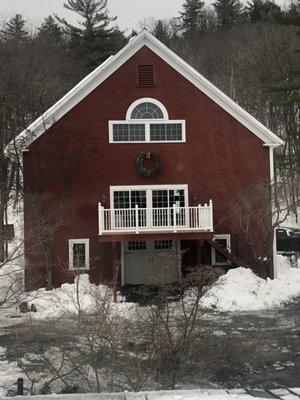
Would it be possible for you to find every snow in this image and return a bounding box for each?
[0,391,273,400]
[27,274,137,320]
[15,254,298,320]
[198,255,300,312]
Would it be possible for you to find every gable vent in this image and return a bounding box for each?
[138,65,154,87]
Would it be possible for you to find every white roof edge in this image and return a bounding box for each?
[10,30,283,150]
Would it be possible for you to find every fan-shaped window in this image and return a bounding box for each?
[131,102,164,120]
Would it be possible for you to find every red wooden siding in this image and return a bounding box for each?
[23,46,271,289]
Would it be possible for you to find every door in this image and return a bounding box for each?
[113,190,147,229]
[152,189,186,228]
[123,240,181,285]
[111,186,188,231]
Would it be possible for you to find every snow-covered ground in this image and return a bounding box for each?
[15,254,299,319]
[197,255,300,312]
[0,389,300,399]
[0,255,299,395]
[0,254,299,322]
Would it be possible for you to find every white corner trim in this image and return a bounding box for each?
[10,30,283,151]
[269,146,277,278]
[126,97,169,120]
[68,238,90,270]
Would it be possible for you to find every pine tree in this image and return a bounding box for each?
[1,14,28,42]
[55,0,126,70]
[247,0,282,22]
[152,20,172,46]
[38,16,63,44]
[213,0,245,27]
[179,0,206,36]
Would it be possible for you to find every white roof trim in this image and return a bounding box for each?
[11,30,283,150]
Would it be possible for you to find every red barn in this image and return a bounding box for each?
[14,31,283,290]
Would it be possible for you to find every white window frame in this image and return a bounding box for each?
[69,239,90,270]
[110,184,188,210]
[211,234,231,266]
[109,98,186,143]
[126,98,169,120]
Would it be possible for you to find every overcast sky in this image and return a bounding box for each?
[0,0,185,32]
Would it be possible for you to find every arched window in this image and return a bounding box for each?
[130,102,164,119]
[109,98,185,143]
[126,98,168,120]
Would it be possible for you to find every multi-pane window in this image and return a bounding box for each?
[69,239,89,270]
[150,123,182,141]
[114,190,146,209]
[154,240,173,250]
[113,124,145,142]
[128,241,147,250]
[152,189,185,208]
[131,102,164,119]
[109,99,185,143]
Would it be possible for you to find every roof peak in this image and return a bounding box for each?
[9,28,283,152]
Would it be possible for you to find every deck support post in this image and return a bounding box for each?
[196,240,202,267]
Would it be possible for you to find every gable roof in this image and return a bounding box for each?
[12,30,283,150]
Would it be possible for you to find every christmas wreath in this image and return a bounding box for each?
[136,151,162,179]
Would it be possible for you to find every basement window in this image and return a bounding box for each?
[211,234,231,265]
[69,239,89,270]
[138,65,154,87]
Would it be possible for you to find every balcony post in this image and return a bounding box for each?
[198,204,201,229]
[98,202,103,235]
[209,199,213,231]
[173,203,177,232]
[135,204,139,234]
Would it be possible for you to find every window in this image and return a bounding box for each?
[113,124,145,142]
[211,234,231,265]
[128,241,146,250]
[138,65,154,87]
[69,239,89,270]
[154,240,173,250]
[109,98,185,143]
[131,102,163,119]
[150,123,183,141]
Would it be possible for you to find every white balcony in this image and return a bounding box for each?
[98,201,213,235]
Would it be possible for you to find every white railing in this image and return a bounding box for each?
[98,200,213,235]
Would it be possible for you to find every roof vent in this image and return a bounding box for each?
[138,65,154,87]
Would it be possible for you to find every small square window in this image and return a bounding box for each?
[69,239,89,270]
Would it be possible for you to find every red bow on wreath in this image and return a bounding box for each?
[146,152,152,159]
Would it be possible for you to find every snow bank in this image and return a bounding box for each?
[28,254,300,319]
[28,274,136,320]
[199,255,300,312]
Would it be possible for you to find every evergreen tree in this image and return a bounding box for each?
[55,0,126,70]
[152,20,172,46]
[247,0,282,22]
[1,14,28,42]
[213,0,245,27]
[179,0,206,36]
[38,16,63,44]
